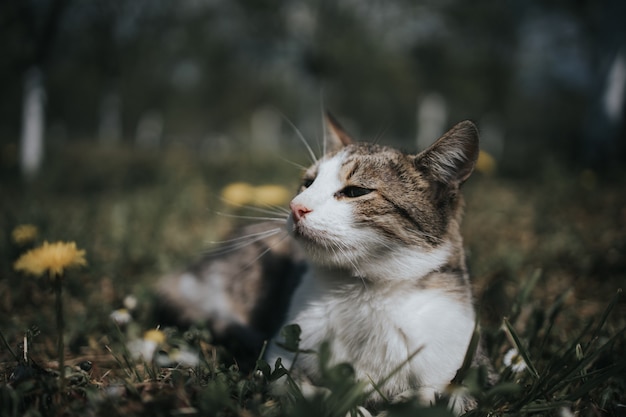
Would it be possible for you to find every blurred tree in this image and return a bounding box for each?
[0,0,623,171]
[0,0,69,178]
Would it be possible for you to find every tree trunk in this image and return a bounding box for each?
[20,67,45,179]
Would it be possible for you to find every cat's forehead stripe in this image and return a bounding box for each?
[344,159,360,182]
[338,145,403,181]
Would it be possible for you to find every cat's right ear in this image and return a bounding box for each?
[414,120,479,185]
[324,112,354,153]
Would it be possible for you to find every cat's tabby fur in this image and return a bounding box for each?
[157,114,487,413]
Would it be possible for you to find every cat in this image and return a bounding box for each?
[157,114,486,413]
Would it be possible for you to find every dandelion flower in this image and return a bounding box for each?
[110,308,132,325]
[156,346,200,367]
[221,182,292,207]
[123,295,138,311]
[14,241,87,278]
[476,150,496,175]
[128,339,158,362]
[253,184,291,206]
[503,348,527,373]
[221,182,254,206]
[128,329,166,362]
[12,224,38,245]
[13,241,86,390]
[143,329,166,344]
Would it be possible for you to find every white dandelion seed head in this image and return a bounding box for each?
[109,308,132,325]
[503,348,527,373]
[127,339,158,362]
[123,295,138,311]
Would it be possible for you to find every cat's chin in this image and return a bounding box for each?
[287,219,348,265]
[290,232,367,273]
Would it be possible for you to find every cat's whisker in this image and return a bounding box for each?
[253,203,292,216]
[280,112,318,164]
[204,228,284,256]
[225,204,290,217]
[233,231,292,273]
[208,227,284,245]
[277,154,309,171]
[371,122,390,145]
[328,238,365,280]
[318,94,325,155]
[205,237,282,257]
[277,207,291,215]
[222,203,290,219]
[215,212,288,223]
[343,246,365,278]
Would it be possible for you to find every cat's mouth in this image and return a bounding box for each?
[289,215,333,247]
[287,215,320,244]
[287,215,366,267]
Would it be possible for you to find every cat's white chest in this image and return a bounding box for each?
[270,268,475,401]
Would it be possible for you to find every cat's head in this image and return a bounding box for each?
[288,113,479,280]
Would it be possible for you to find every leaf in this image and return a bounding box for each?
[268,357,290,381]
[280,324,302,352]
[256,359,271,379]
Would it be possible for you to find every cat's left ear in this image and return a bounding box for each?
[414,120,479,185]
[324,111,354,153]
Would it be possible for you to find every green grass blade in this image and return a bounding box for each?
[451,322,480,385]
[0,329,19,363]
[365,346,424,399]
[583,288,622,352]
[510,269,542,321]
[537,289,570,356]
[519,400,573,412]
[502,318,539,379]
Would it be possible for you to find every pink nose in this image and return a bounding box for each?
[290,202,312,222]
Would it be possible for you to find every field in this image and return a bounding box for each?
[0,142,625,416]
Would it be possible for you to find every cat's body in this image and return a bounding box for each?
[158,115,484,413]
[156,221,305,366]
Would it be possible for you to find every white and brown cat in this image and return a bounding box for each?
[157,114,486,413]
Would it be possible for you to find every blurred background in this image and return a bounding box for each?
[1,0,625,177]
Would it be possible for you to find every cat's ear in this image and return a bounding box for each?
[324,111,354,153]
[414,120,479,185]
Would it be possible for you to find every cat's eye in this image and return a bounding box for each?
[302,178,314,188]
[336,186,374,198]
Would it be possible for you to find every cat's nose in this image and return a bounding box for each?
[290,202,312,222]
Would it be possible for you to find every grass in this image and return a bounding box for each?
[0,142,625,416]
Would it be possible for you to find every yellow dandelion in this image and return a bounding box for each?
[143,329,166,344]
[221,182,255,207]
[252,184,291,206]
[476,150,496,175]
[12,224,38,245]
[14,241,87,278]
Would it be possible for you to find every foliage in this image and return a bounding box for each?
[0,144,625,416]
